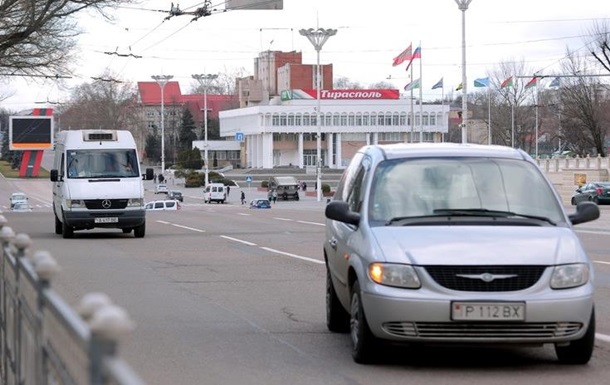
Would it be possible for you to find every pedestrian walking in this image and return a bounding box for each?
[272,189,277,204]
[240,190,246,205]
[227,185,230,196]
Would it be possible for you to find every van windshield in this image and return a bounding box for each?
[66,149,139,179]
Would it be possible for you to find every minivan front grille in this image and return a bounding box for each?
[424,265,546,292]
[383,321,582,339]
[84,199,128,210]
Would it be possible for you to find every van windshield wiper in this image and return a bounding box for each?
[432,208,556,225]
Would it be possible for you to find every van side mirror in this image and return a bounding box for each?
[50,169,59,182]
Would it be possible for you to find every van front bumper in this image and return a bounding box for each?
[63,209,146,230]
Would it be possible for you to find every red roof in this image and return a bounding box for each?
[138,81,183,105]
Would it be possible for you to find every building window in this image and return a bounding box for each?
[340,113,347,126]
[423,132,434,142]
[363,114,370,126]
[392,113,399,126]
[348,113,355,126]
[303,113,311,126]
[288,114,295,126]
[229,151,240,160]
[430,113,436,126]
[295,114,302,126]
[379,132,401,141]
[356,113,362,126]
[378,113,385,126]
[333,113,340,126]
[370,113,377,126]
[422,113,429,126]
[280,114,287,126]
[272,114,280,126]
[399,112,407,126]
[325,114,332,126]
[385,113,393,126]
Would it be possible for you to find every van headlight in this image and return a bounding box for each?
[368,263,421,289]
[550,263,589,289]
[66,199,85,208]
[127,198,143,207]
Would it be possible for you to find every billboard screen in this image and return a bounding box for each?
[9,116,54,150]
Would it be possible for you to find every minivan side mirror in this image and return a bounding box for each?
[569,201,600,225]
[325,201,360,226]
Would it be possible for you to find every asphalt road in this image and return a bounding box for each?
[2,176,610,385]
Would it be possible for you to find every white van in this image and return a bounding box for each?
[204,183,226,204]
[50,130,153,238]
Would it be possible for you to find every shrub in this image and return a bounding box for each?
[260,180,269,188]
[185,172,203,188]
[321,183,331,194]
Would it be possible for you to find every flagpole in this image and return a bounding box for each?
[488,87,491,145]
[419,41,423,143]
[442,82,445,142]
[535,78,539,158]
[410,62,414,143]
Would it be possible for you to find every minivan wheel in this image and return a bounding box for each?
[326,267,350,333]
[555,309,595,365]
[350,280,378,363]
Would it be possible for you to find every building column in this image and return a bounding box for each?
[336,133,342,169]
[373,132,379,145]
[366,133,371,145]
[326,133,333,168]
[261,133,274,169]
[298,133,304,168]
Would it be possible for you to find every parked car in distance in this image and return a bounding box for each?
[268,176,299,201]
[155,183,169,194]
[249,199,271,209]
[324,143,600,365]
[571,182,610,205]
[145,200,181,211]
[9,192,28,209]
[11,202,32,212]
[168,190,183,202]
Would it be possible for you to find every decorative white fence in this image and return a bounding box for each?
[0,216,146,385]
[536,155,610,173]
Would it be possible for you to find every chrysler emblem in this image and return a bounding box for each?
[456,273,518,282]
[101,199,112,209]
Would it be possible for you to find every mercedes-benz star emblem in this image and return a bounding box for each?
[101,199,112,209]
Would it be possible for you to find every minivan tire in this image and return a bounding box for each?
[555,308,595,364]
[350,280,378,364]
[134,223,146,238]
[326,266,350,333]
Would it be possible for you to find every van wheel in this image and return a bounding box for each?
[54,214,62,235]
[134,223,145,238]
[62,222,74,239]
[555,308,595,364]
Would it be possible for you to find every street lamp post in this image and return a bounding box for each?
[455,0,472,143]
[299,27,337,202]
[192,74,218,188]
[151,75,174,172]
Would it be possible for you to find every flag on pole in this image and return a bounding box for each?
[474,77,489,87]
[501,76,513,89]
[431,78,443,89]
[392,43,413,66]
[455,82,463,91]
[524,77,537,89]
[404,78,421,91]
[549,77,561,88]
[405,46,421,72]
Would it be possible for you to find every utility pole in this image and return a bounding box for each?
[151,75,174,172]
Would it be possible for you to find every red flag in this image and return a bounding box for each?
[392,43,412,66]
[405,46,421,72]
[525,77,537,89]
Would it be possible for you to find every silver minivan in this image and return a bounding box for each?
[324,143,600,364]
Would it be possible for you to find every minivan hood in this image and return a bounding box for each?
[65,178,143,199]
[370,226,585,266]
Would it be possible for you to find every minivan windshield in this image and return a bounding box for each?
[66,149,139,179]
[368,157,565,225]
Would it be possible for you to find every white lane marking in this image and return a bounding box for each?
[220,235,257,246]
[156,220,205,232]
[260,247,324,265]
[577,229,610,235]
[593,260,610,265]
[237,213,250,216]
[297,220,325,226]
[274,217,293,221]
[596,333,610,343]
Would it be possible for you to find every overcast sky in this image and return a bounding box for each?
[2,0,610,111]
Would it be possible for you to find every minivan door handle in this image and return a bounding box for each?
[328,237,338,250]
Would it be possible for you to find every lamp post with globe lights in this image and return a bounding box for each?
[192,73,218,188]
[455,0,473,143]
[299,27,337,202]
[151,74,174,172]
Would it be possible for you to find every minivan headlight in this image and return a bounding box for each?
[550,263,589,289]
[368,263,421,289]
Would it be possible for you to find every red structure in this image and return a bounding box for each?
[18,108,53,177]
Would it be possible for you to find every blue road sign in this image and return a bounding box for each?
[236,132,244,142]
[246,176,253,183]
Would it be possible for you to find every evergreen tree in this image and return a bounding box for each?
[145,134,161,164]
[179,108,197,153]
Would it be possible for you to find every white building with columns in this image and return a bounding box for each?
[219,89,450,169]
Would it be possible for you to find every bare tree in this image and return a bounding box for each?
[558,50,609,156]
[588,20,610,73]
[333,76,364,89]
[0,0,130,77]
[189,67,248,95]
[57,70,137,131]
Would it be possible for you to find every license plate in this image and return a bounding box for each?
[451,302,525,321]
[95,217,118,223]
